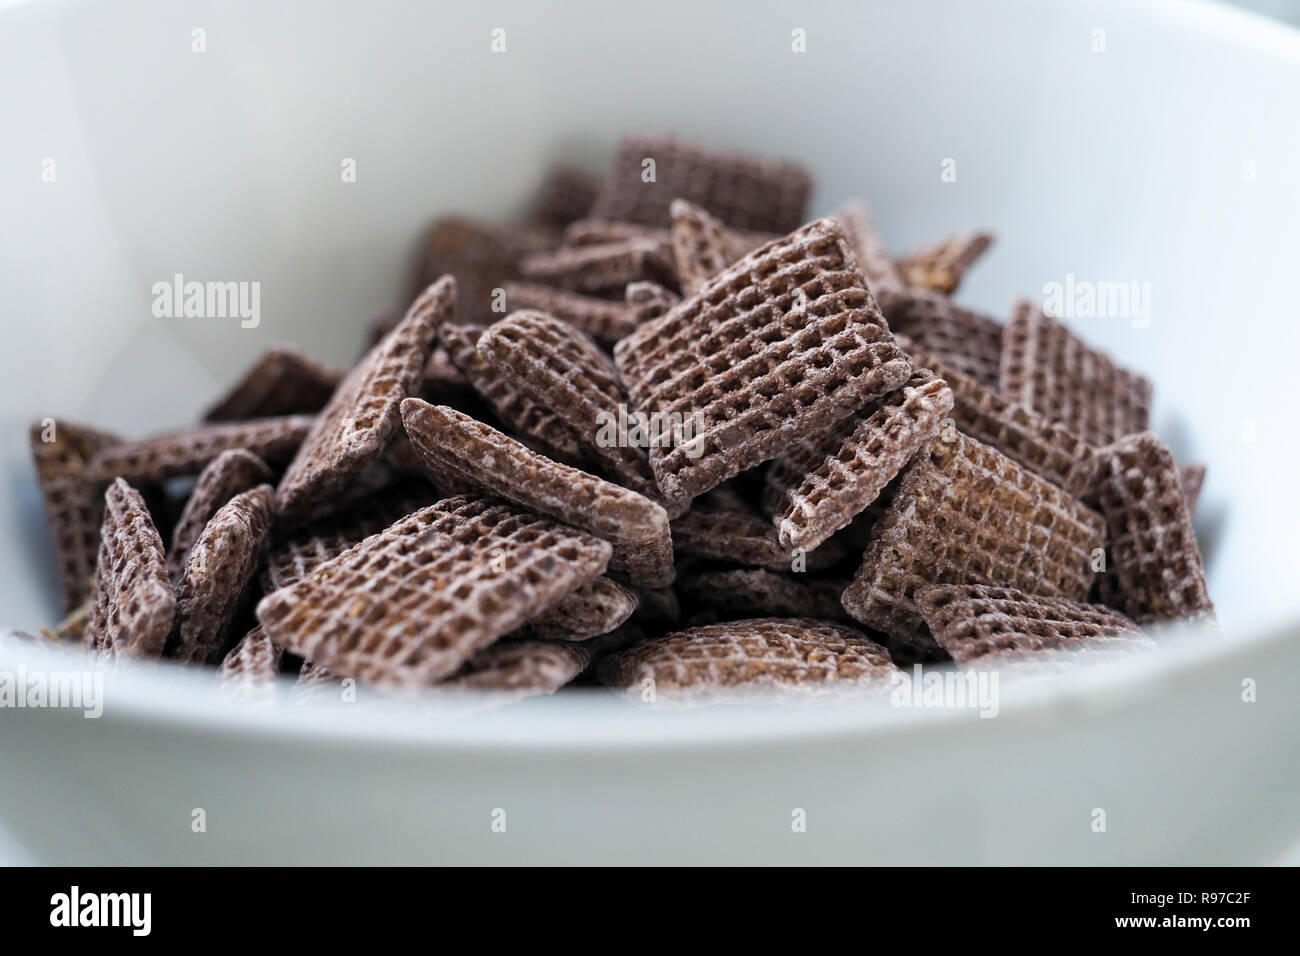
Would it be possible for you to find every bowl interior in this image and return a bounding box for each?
[3,0,1299,647]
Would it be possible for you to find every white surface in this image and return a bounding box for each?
[1,0,1299,863]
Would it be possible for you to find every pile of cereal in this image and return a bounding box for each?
[27,135,1211,706]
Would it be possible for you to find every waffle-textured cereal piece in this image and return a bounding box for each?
[520,577,639,640]
[669,199,753,296]
[294,658,341,702]
[915,583,1146,664]
[590,135,812,233]
[625,281,681,325]
[382,429,433,477]
[1180,463,1206,517]
[1000,300,1152,447]
[599,617,896,705]
[677,568,850,623]
[833,201,904,292]
[256,496,612,686]
[29,419,122,612]
[519,238,677,294]
[1092,433,1213,624]
[478,310,660,494]
[564,219,671,248]
[399,400,672,587]
[43,597,93,644]
[609,533,676,589]
[421,345,469,389]
[615,218,912,504]
[218,625,283,690]
[262,480,438,593]
[84,479,176,661]
[530,164,600,228]
[400,400,668,544]
[897,230,994,295]
[918,351,1097,498]
[842,432,1105,650]
[442,640,591,695]
[764,370,954,552]
[671,494,848,572]
[171,485,274,665]
[409,217,556,322]
[504,282,637,346]
[879,286,1003,389]
[437,322,586,465]
[203,347,343,422]
[88,415,312,484]
[167,449,272,581]
[275,277,451,518]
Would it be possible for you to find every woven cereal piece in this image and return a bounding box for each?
[530,164,600,228]
[564,219,671,247]
[44,598,93,644]
[398,399,673,587]
[504,282,637,346]
[400,400,668,544]
[167,449,271,581]
[29,419,122,612]
[442,640,591,695]
[519,238,677,294]
[842,432,1105,652]
[598,617,896,705]
[833,200,905,292]
[218,625,284,691]
[478,309,661,495]
[590,135,812,233]
[677,568,849,623]
[608,533,676,589]
[421,345,468,389]
[1092,433,1213,624]
[438,322,587,465]
[671,492,848,572]
[88,415,312,484]
[897,230,994,295]
[294,659,341,702]
[1000,299,1152,446]
[615,218,912,505]
[84,478,176,661]
[625,281,681,325]
[878,286,1004,389]
[256,496,612,686]
[918,351,1097,498]
[519,577,639,640]
[275,277,451,518]
[764,370,954,552]
[409,217,556,323]
[171,485,274,665]
[669,198,755,296]
[1180,463,1206,517]
[262,480,437,593]
[203,347,343,422]
[915,583,1147,664]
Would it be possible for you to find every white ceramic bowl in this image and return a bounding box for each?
[2,0,1298,864]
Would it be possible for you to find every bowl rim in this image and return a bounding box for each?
[3,616,1292,751]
